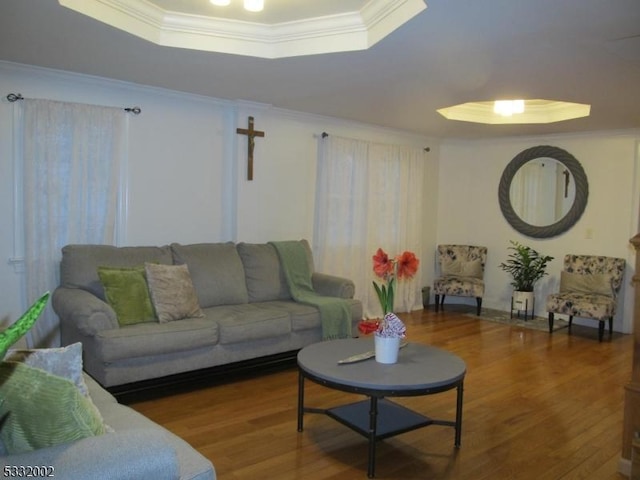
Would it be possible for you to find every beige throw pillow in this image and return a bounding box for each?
[145,263,205,323]
[560,271,612,296]
[441,258,483,278]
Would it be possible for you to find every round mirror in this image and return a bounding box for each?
[509,157,576,226]
[498,145,588,238]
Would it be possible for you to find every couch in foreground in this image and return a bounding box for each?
[53,240,362,392]
[0,366,215,480]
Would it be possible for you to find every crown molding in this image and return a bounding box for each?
[59,0,427,58]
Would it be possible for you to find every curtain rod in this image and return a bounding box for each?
[6,93,141,115]
[320,131,430,152]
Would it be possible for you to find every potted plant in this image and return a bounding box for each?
[499,241,554,313]
[359,248,418,364]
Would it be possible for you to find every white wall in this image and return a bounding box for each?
[3,61,635,335]
[0,61,438,327]
[437,133,640,332]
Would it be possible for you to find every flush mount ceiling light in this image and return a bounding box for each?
[59,0,427,59]
[437,99,591,124]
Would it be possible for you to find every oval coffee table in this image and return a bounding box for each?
[297,338,466,478]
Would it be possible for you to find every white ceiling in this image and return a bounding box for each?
[2,0,640,138]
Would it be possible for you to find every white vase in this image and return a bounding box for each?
[374,335,401,364]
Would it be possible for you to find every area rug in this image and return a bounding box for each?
[463,307,569,332]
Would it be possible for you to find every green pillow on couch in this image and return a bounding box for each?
[97,266,156,326]
[0,362,106,454]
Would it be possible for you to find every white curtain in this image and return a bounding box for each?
[19,99,125,348]
[313,135,424,318]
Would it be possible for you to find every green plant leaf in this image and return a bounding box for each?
[0,292,50,359]
[498,241,554,291]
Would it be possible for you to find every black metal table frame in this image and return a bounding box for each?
[297,368,464,478]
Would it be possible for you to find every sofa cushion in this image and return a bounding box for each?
[237,243,291,302]
[0,362,106,454]
[94,318,219,362]
[206,304,291,345]
[171,243,249,308]
[60,244,173,300]
[97,266,156,326]
[145,263,205,323]
[264,300,320,332]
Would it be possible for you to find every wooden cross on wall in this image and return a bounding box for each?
[236,116,265,181]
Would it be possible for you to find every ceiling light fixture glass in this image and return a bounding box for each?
[243,0,264,12]
[494,100,525,117]
[209,0,231,6]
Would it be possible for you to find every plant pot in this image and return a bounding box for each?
[374,335,401,364]
[512,290,534,310]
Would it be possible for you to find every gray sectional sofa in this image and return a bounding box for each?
[52,240,362,390]
[0,372,215,479]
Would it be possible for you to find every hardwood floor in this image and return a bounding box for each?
[130,308,633,479]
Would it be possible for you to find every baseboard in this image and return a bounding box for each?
[619,456,631,477]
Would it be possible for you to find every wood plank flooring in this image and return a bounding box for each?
[130,308,633,479]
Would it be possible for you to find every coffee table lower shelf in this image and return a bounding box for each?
[326,398,440,440]
[303,396,459,478]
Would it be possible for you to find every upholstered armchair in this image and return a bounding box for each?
[433,245,487,316]
[546,254,626,341]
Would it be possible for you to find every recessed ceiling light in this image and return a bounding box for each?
[437,99,591,124]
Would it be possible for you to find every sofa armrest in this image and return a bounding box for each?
[0,430,179,480]
[52,287,118,336]
[312,273,355,299]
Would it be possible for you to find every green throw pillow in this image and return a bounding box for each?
[0,362,106,454]
[97,266,156,326]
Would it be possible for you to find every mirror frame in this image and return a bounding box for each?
[498,145,588,238]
